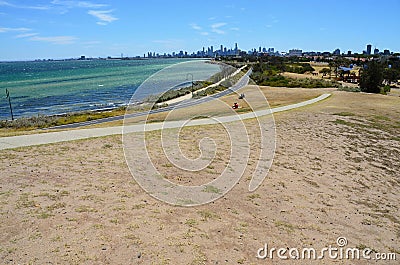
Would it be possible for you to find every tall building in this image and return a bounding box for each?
[333,48,340,55]
[235,43,238,51]
[288,49,302,57]
[366,44,372,55]
[374,48,379,55]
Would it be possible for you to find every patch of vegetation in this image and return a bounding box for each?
[185,218,198,227]
[0,106,127,130]
[247,193,261,200]
[338,86,361,92]
[202,185,221,194]
[332,119,357,127]
[197,210,220,221]
[192,85,226,98]
[16,193,37,209]
[252,71,339,88]
[333,112,356,117]
[36,211,54,219]
[154,81,213,103]
[274,220,296,233]
[285,63,315,74]
[75,205,98,213]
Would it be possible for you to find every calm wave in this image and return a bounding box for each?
[0,59,220,120]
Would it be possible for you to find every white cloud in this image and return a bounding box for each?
[0,27,31,33]
[211,22,227,29]
[230,27,240,31]
[51,0,108,9]
[212,28,225,34]
[211,22,227,34]
[14,32,38,38]
[30,35,77,44]
[88,10,118,25]
[190,23,202,31]
[0,0,49,10]
[200,32,209,36]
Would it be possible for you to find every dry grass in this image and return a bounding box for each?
[0,90,399,264]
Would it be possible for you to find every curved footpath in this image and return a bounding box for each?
[47,67,251,130]
[0,93,330,150]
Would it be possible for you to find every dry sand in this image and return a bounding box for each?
[0,88,399,264]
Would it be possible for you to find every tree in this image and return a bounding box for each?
[359,61,384,93]
[319,68,331,77]
[383,68,400,85]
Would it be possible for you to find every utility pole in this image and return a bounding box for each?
[186,73,193,97]
[5,89,14,121]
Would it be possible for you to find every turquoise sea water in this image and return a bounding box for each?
[0,59,220,120]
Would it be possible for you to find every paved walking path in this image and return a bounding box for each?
[0,93,331,150]
[47,68,252,130]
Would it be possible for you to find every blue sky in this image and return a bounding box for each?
[0,0,399,60]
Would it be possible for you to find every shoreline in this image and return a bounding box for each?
[0,62,237,124]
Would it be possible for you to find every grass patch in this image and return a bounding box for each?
[36,211,54,219]
[333,112,356,117]
[0,107,126,130]
[75,205,98,213]
[338,86,361,92]
[202,185,221,194]
[197,210,220,221]
[185,218,198,227]
[274,220,296,233]
[252,72,340,88]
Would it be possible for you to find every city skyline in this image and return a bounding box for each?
[0,0,399,61]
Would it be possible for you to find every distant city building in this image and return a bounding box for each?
[138,42,395,60]
[333,48,340,55]
[366,44,372,55]
[288,49,303,57]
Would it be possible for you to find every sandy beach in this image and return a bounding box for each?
[0,87,399,264]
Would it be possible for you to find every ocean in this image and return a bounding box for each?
[0,58,221,120]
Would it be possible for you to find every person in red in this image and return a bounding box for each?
[232,102,239,109]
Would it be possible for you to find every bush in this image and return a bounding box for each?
[382,85,391,94]
[338,86,361,92]
[360,61,384,93]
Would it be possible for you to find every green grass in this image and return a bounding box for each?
[185,218,198,227]
[338,86,361,92]
[202,185,221,194]
[0,106,127,130]
[333,112,356,117]
[197,210,220,221]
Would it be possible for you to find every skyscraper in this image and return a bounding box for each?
[366,44,372,55]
